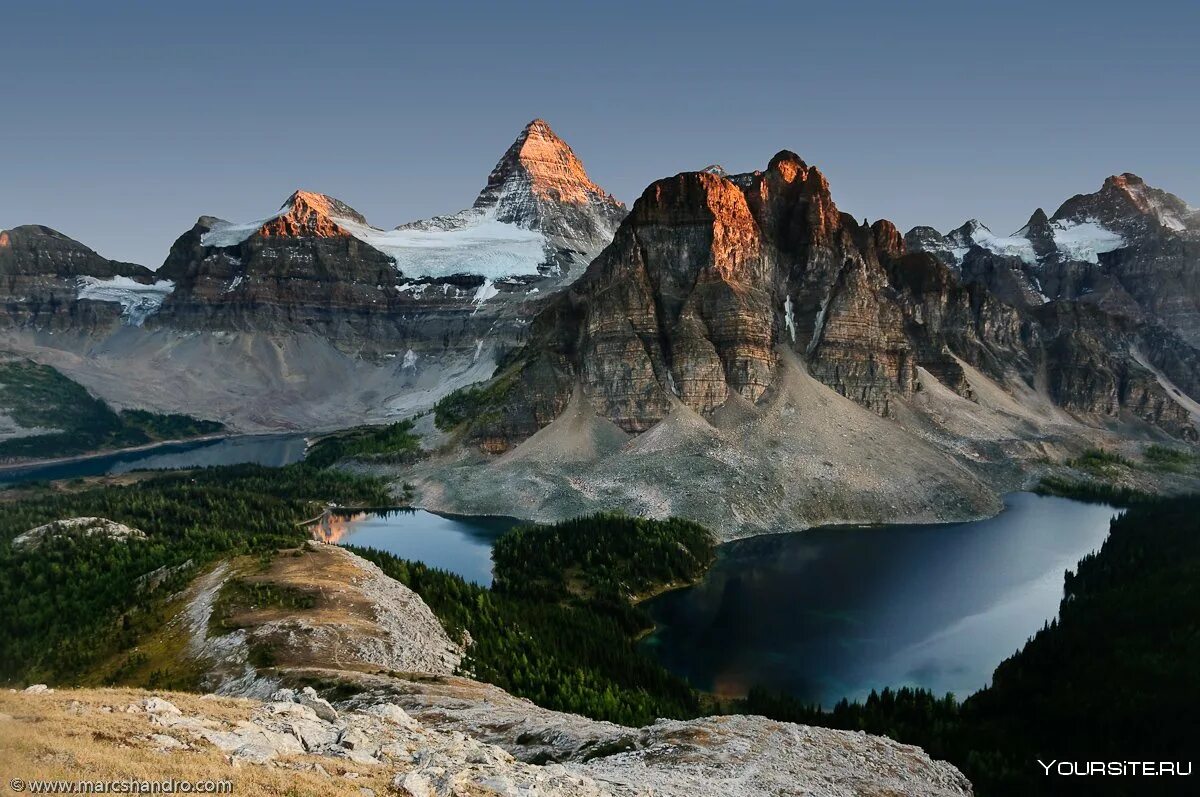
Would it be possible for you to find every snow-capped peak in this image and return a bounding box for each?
[1053,173,1195,234]
[473,118,624,221]
[943,214,1125,267]
[947,219,1037,265]
[193,121,625,283]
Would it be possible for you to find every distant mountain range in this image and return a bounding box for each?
[0,120,626,430]
[2,121,1198,530]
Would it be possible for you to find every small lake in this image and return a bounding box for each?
[641,492,1119,707]
[316,509,522,586]
[0,433,309,486]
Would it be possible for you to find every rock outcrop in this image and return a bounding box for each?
[178,545,463,697]
[3,685,973,797]
[12,517,146,550]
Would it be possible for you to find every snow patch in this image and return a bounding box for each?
[472,280,500,306]
[784,295,797,344]
[223,275,244,294]
[807,297,828,355]
[1049,218,1125,264]
[349,208,547,280]
[397,282,430,298]
[200,214,281,248]
[77,276,174,326]
[1123,180,1189,231]
[402,349,418,369]
[957,222,1037,265]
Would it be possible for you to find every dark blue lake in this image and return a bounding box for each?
[640,492,1119,706]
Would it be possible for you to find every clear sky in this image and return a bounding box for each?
[2,0,1196,267]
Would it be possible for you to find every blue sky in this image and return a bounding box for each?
[2,0,1196,266]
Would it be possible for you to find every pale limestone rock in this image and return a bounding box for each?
[143,697,181,715]
[299,687,339,723]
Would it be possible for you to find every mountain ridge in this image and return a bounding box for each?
[406,153,1200,536]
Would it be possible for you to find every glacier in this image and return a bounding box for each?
[76,276,175,326]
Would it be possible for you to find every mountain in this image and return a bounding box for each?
[445,154,1197,445]
[0,120,625,430]
[0,225,170,329]
[908,174,1200,341]
[465,118,627,277]
[411,153,1200,536]
[903,173,1200,425]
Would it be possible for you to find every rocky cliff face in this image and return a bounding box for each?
[901,173,1200,437]
[450,155,1197,451]
[0,225,167,329]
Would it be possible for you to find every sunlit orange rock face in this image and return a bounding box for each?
[476,119,619,209]
[471,120,626,270]
[258,191,357,239]
[463,151,1200,449]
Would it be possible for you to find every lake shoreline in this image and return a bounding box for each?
[637,492,1121,708]
[0,432,313,486]
[0,431,249,473]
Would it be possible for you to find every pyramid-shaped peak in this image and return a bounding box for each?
[946,219,991,246]
[475,119,623,211]
[256,190,369,238]
[280,190,369,226]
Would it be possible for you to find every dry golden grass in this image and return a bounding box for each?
[216,546,394,674]
[0,688,391,796]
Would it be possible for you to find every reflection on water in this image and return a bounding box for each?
[0,434,309,486]
[320,509,522,586]
[642,492,1120,707]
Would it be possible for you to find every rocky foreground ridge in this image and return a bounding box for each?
[1,686,971,797]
